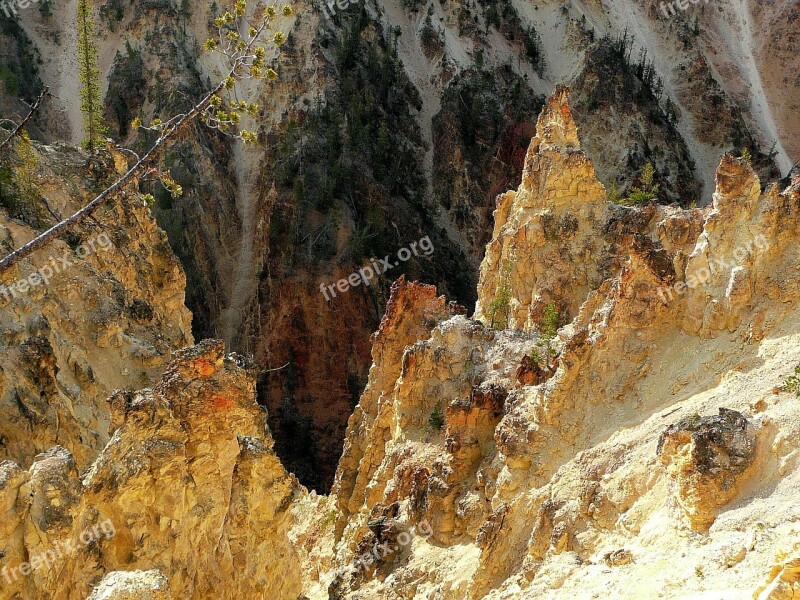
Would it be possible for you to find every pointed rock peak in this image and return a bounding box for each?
[713,154,760,204]
[534,85,581,151]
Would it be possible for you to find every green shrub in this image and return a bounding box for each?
[739,147,752,164]
[622,162,660,205]
[784,365,800,397]
[528,347,544,367]
[535,300,560,364]
[487,259,513,329]
[428,401,445,431]
[541,301,559,342]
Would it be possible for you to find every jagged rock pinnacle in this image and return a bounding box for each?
[532,85,581,151]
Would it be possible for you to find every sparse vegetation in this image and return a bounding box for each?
[739,147,752,164]
[428,400,445,431]
[528,347,545,367]
[573,28,699,205]
[487,258,513,330]
[320,508,338,530]
[106,43,145,137]
[100,0,125,30]
[401,0,427,11]
[695,565,705,579]
[0,132,45,228]
[535,300,560,364]
[0,11,44,103]
[269,4,426,272]
[608,183,622,204]
[686,412,702,429]
[523,26,545,77]
[39,0,53,19]
[541,301,559,342]
[622,162,660,205]
[784,365,800,398]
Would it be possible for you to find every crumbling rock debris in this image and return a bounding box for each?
[86,570,170,600]
[604,549,634,567]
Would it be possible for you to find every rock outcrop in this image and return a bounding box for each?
[475,86,609,331]
[0,340,309,599]
[658,408,759,531]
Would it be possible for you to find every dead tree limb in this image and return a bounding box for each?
[0,87,50,153]
[0,2,292,275]
[0,79,226,274]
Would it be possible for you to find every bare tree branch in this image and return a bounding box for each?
[0,1,291,275]
[0,87,50,153]
[0,80,226,274]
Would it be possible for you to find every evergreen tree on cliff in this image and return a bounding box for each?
[77,0,104,151]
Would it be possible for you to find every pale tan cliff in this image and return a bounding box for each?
[319,89,800,599]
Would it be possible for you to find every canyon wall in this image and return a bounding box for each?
[1,88,798,599]
[4,0,796,492]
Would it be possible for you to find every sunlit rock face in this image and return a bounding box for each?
[1,89,800,600]
[0,340,308,599]
[475,87,609,333]
[0,143,193,473]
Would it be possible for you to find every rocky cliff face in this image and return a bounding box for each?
[5,0,796,494]
[2,88,798,599]
[0,141,192,472]
[319,89,800,599]
[0,340,310,599]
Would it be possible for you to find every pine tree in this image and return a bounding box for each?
[77,0,104,152]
